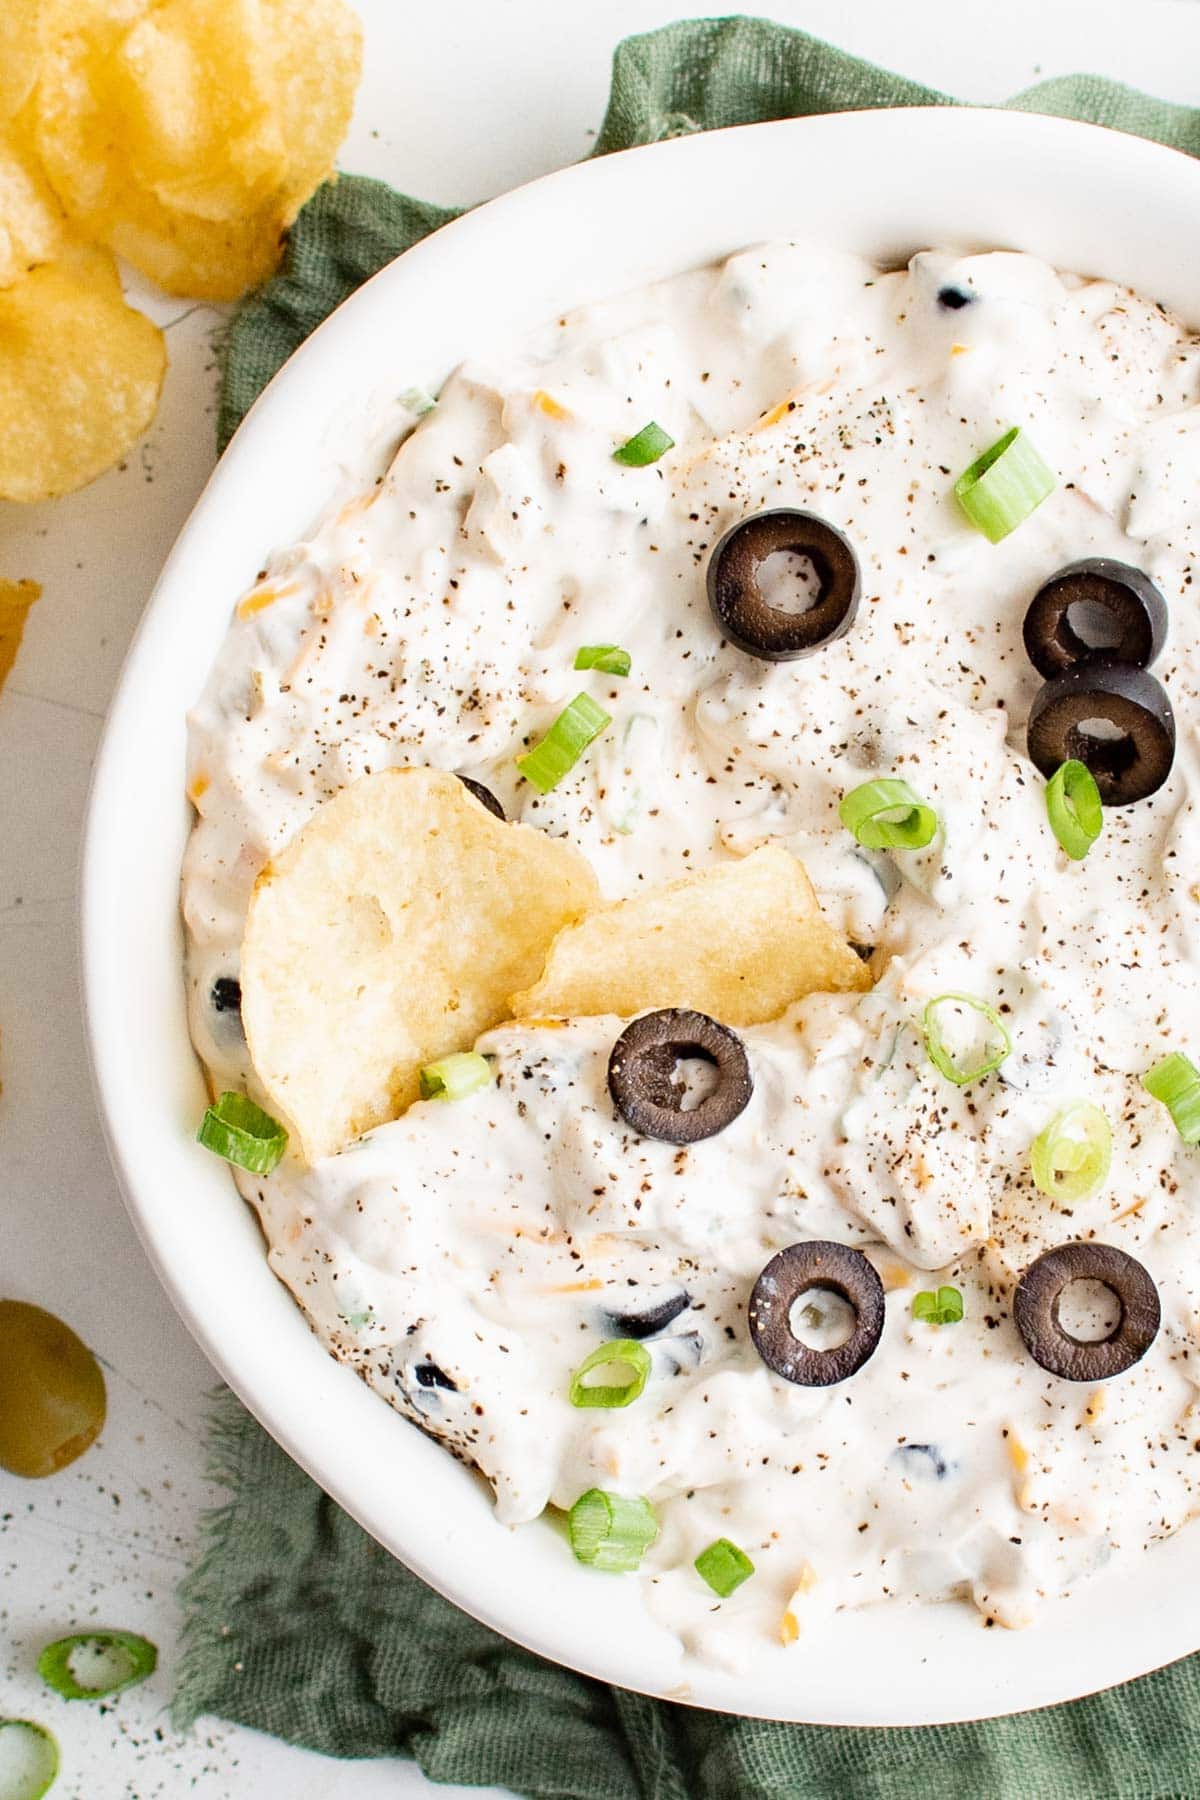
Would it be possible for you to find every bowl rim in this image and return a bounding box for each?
[81,104,1200,1726]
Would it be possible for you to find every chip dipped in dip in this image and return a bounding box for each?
[183,243,1200,1668]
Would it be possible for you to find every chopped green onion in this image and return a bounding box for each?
[574,645,632,678]
[0,1721,59,1800]
[418,1051,492,1102]
[1046,759,1103,860]
[1142,1052,1200,1144]
[1030,1103,1112,1201]
[568,1488,658,1571]
[568,1339,651,1410]
[923,993,1011,1086]
[517,691,611,794]
[197,1092,287,1174]
[694,1538,755,1597]
[612,421,674,467]
[839,778,938,851]
[37,1631,157,1702]
[912,1286,964,1326]
[953,427,1056,542]
[399,386,436,416]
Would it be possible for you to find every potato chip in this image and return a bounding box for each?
[510,845,872,1026]
[260,0,363,212]
[106,192,288,302]
[0,0,41,124]
[34,0,362,299]
[0,578,41,692]
[241,769,600,1163]
[0,119,66,288]
[113,0,285,222]
[0,243,166,501]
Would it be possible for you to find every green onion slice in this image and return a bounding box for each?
[568,1489,658,1571]
[839,778,938,851]
[1030,1103,1112,1201]
[37,1631,157,1702]
[694,1537,755,1597]
[953,427,1056,542]
[612,422,674,467]
[923,993,1012,1086]
[568,1339,651,1410]
[1142,1052,1200,1144]
[911,1286,964,1326]
[418,1051,492,1103]
[1045,759,1103,861]
[0,1721,59,1800]
[197,1092,287,1174]
[399,386,436,417]
[574,645,632,678]
[517,692,611,794]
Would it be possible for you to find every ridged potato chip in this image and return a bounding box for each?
[510,845,872,1026]
[0,243,166,501]
[241,769,600,1164]
[0,578,41,691]
[34,0,362,298]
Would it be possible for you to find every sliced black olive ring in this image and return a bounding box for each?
[706,508,860,662]
[607,1008,752,1144]
[1027,660,1175,805]
[748,1241,884,1387]
[1023,558,1168,678]
[1013,1242,1160,1382]
[605,1287,691,1339]
[457,774,506,820]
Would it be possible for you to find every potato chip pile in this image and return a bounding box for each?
[240,771,874,1165]
[0,0,362,502]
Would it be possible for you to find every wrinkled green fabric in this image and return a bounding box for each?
[187,17,1200,1795]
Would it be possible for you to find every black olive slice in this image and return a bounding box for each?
[1023,559,1168,677]
[607,1008,752,1144]
[457,775,506,820]
[748,1241,884,1387]
[414,1361,458,1391]
[937,286,974,311]
[210,975,242,1014]
[706,509,860,661]
[1013,1242,1160,1382]
[1026,661,1174,805]
[605,1287,691,1339]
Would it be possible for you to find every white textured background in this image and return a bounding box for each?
[3,4,1199,1794]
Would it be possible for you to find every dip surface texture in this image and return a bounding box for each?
[183,245,1200,1664]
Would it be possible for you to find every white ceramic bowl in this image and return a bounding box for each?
[82,108,1200,1724]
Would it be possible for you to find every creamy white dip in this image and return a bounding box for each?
[183,244,1200,1663]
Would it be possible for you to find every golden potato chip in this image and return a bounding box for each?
[113,0,285,222]
[241,769,600,1163]
[34,0,362,299]
[31,0,134,238]
[0,0,41,124]
[261,0,363,212]
[0,243,166,501]
[0,578,41,692]
[510,845,871,1026]
[0,121,66,288]
[106,193,287,302]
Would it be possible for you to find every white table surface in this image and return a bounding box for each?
[3,2,1200,1793]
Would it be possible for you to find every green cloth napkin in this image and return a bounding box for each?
[181,18,1200,1795]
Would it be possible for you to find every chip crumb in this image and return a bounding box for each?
[0,577,41,691]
